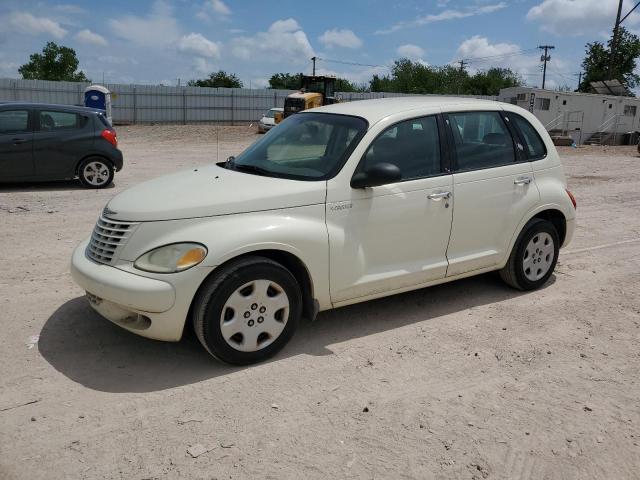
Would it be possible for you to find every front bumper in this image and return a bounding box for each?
[258,122,274,132]
[70,239,213,341]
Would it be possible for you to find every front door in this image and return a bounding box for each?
[0,109,34,179]
[444,110,540,276]
[328,115,453,304]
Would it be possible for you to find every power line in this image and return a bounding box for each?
[315,57,390,69]
[459,48,539,65]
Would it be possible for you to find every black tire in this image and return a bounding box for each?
[192,256,302,365]
[78,157,114,189]
[500,218,560,291]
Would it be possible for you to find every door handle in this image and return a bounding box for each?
[12,138,27,145]
[427,191,451,201]
[514,176,532,185]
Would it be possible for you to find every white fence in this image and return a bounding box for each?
[0,78,497,125]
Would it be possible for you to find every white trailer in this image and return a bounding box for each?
[498,86,640,145]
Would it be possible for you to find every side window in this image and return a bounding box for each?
[359,116,441,181]
[448,111,515,171]
[0,110,29,134]
[39,110,86,131]
[511,114,547,160]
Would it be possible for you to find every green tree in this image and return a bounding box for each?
[578,26,640,92]
[268,73,301,89]
[19,42,89,82]
[465,68,523,95]
[369,59,521,95]
[188,70,243,88]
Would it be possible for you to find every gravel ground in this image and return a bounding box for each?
[1,126,639,479]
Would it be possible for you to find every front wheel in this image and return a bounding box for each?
[500,219,559,291]
[78,157,114,188]
[193,257,302,365]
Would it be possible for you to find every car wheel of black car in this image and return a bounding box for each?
[78,157,114,188]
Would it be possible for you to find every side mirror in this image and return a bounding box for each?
[351,162,402,188]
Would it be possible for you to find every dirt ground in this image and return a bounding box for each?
[1,126,639,480]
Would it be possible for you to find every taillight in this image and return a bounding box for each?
[566,189,577,209]
[101,129,117,147]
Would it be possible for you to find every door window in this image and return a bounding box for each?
[359,116,441,181]
[448,111,516,171]
[0,110,29,134]
[39,110,86,131]
[510,114,547,160]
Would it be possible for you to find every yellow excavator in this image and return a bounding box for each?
[274,75,339,124]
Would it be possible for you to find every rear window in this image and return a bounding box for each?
[96,112,111,128]
[39,110,88,131]
[511,114,547,160]
[0,110,29,133]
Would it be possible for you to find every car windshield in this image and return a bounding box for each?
[265,110,276,118]
[232,112,367,180]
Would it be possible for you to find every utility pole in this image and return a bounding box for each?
[609,0,624,77]
[311,56,317,76]
[575,71,582,91]
[457,59,467,94]
[538,45,555,89]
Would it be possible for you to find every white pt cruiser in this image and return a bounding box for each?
[71,97,576,365]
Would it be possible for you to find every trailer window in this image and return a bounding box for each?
[535,98,550,111]
[624,105,637,117]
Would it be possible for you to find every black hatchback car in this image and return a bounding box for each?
[0,103,123,188]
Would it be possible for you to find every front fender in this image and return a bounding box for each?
[117,204,331,310]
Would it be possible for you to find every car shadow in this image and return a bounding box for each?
[38,273,555,393]
[0,180,114,192]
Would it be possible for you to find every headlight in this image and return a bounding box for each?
[134,243,207,273]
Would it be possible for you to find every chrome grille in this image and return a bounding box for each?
[87,216,138,265]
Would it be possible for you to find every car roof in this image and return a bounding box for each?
[308,96,506,124]
[0,102,103,114]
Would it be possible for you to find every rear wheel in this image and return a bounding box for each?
[78,157,114,188]
[500,219,559,290]
[193,256,302,365]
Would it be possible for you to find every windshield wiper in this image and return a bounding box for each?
[232,163,281,178]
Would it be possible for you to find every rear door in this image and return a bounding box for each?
[33,109,93,179]
[444,109,540,276]
[0,108,34,179]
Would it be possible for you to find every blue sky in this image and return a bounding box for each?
[0,0,638,89]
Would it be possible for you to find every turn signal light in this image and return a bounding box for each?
[566,189,577,209]
[101,129,117,147]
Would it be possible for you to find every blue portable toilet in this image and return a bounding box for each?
[84,85,112,125]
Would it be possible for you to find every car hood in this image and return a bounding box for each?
[104,164,326,222]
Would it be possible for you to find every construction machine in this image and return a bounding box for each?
[274,75,339,124]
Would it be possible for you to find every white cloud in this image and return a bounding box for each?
[454,35,569,89]
[210,0,231,15]
[193,57,215,74]
[109,0,179,47]
[197,0,231,22]
[177,33,221,58]
[377,2,507,34]
[2,12,67,39]
[527,0,640,36]
[75,29,108,46]
[319,29,363,49]
[397,44,425,59]
[268,18,302,34]
[231,19,314,64]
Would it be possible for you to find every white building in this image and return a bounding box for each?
[498,86,640,145]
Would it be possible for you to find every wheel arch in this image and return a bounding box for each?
[75,153,114,176]
[190,248,318,325]
[501,206,568,268]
